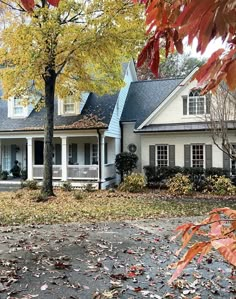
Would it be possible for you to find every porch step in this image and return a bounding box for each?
[0,184,21,192]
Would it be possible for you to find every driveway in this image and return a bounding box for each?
[0,218,235,298]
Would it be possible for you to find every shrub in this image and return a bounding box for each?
[143,166,182,187]
[61,181,72,192]
[74,190,86,200]
[21,180,38,190]
[206,175,236,195]
[1,171,9,180]
[118,173,145,193]
[205,167,228,177]
[167,173,193,195]
[10,160,21,178]
[115,152,138,177]
[83,183,95,192]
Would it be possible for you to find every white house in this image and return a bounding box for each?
[0,66,235,189]
[0,61,137,189]
[120,69,235,176]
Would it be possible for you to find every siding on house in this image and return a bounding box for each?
[150,80,207,125]
[140,131,233,171]
[106,61,136,138]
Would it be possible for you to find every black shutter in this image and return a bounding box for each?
[105,143,108,164]
[55,144,62,165]
[223,151,230,176]
[149,145,155,166]
[11,144,16,166]
[84,143,90,165]
[169,145,175,167]
[71,143,77,164]
[184,145,191,167]
[182,95,188,115]
[206,93,211,114]
[205,144,212,169]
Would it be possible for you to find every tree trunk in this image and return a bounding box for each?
[41,70,56,198]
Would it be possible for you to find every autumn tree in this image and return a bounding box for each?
[137,52,204,80]
[134,0,236,93]
[0,0,144,197]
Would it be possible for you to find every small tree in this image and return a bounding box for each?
[207,84,236,160]
[115,152,138,178]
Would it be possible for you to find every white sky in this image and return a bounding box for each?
[184,37,226,58]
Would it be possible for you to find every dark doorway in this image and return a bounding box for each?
[34,140,44,165]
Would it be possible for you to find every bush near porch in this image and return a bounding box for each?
[0,189,235,226]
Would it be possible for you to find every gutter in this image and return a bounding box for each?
[97,129,102,190]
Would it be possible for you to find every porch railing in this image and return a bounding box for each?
[104,163,116,179]
[67,165,98,180]
[33,165,62,179]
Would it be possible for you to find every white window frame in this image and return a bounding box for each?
[156,144,169,167]
[187,90,206,116]
[63,99,76,114]
[13,98,24,117]
[191,144,205,168]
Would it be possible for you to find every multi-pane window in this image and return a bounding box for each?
[64,99,75,114]
[156,145,168,167]
[188,90,205,115]
[13,98,24,116]
[92,144,98,164]
[192,144,204,168]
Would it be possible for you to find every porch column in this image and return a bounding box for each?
[100,134,105,182]
[0,139,2,172]
[27,137,33,180]
[61,137,68,181]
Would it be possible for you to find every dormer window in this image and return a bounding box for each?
[13,98,24,116]
[63,99,75,114]
[183,90,211,116]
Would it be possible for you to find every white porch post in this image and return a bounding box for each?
[61,137,68,181]
[27,137,33,180]
[0,139,2,172]
[100,134,105,182]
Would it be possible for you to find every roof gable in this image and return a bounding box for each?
[121,77,184,128]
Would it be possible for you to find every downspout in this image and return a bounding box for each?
[120,121,123,152]
[97,129,102,190]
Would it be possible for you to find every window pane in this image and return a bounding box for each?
[13,107,23,115]
[156,145,168,167]
[192,145,204,168]
[92,144,98,164]
[188,94,205,115]
[64,104,75,113]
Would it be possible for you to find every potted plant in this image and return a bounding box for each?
[10,160,21,178]
[21,169,27,181]
[1,171,9,180]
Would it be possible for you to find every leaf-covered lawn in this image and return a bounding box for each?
[0,189,235,225]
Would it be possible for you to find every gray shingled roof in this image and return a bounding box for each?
[121,78,184,128]
[0,92,119,132]
[137,122,236,133]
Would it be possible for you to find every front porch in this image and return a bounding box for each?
[0,133,119,189]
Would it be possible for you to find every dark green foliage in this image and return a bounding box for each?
[61,181,72,192]
[21,169,27,181]
[144,166,231,191]
[144,166,182,188]
[1,170,9,180]
[115,152,138,177]
[10,160,21,178]
[22,180,38,190]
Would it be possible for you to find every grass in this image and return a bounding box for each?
[0,189,235,226]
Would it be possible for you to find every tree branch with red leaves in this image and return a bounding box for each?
[134,0,236,92]
[169,207,236,283]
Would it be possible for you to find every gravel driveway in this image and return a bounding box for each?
[0,217,235,298]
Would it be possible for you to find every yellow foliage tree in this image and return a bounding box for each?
[0,0,145,197]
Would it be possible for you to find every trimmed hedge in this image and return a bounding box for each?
[144,166,228,190]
